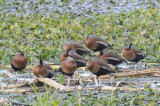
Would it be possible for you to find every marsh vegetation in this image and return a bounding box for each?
[0,0,160,105]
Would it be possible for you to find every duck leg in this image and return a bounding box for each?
[16,72,20,83]
[66,77,71,88]
[109,73,116,86]
[94,76,98,85]
[72,70,77,79]
[134,63,137,71]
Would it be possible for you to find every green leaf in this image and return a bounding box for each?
[10,25,15,30]
[52,101,59,106]
[59,74,65,84]
[0,0,3,3]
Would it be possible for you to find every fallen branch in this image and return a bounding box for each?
[1,79,159,92]
[100,68,160,79]
[0,82,29,89]
[12,102,29,106]
[140,68,160,72]
[38,78,65,90]
[4,71,16,78]
[35,78,160,92]
[101,86,142,91]
[152,73,160,77]
[0,88,35,93]
[61,85,160,92]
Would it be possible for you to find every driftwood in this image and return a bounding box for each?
[100,68,160,79]
[140,68,160,72]
[152,73,160,77]
[89,86,143,91]
[0,82,29,89]
[12,102,29,106]
[1,68,160,92]
[0,88,35,93]
[4,71,16,78]
[38,78,66,90]
[32,78,160,92]
[1,85,160,93]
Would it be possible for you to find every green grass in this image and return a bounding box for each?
[0,9,160,64]
[29,84,160,106]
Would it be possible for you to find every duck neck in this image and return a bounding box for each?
[129,43,133,50]
[19,51,24,55]
[100,50,103,55]
[40,60,43,67]
[66,49,72,56]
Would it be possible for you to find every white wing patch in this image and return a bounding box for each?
[105,57,120,61]
[97,41,109,47]
[99,66,110,70]
[136,52,146,57]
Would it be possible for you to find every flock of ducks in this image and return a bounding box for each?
[11,34,146,87]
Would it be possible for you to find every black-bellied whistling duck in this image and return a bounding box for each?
[84,34,111,52]
[60,49,87,68]
[67,49,87,68]
[58,56,77,87]
[98,48,126,67]
[32,60,54,78]
[86,57,115,85]
[60,49,87,80]
[63,40,90,55]
[122,43,146,71]
[60,48,71,62]
[11,51,27,81]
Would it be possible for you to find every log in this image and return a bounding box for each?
[140,68,160,72]
[101,86,142,91]
[4,71,16,78]
[62,85,160,92]
[0,88,35,93]
[152,73,160,77]
[1,80,159,92]
[100,68,160,79]
[12,102,29,106]
[36,78,160,92]
[0,82,29,89]
[38,78,65,90]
